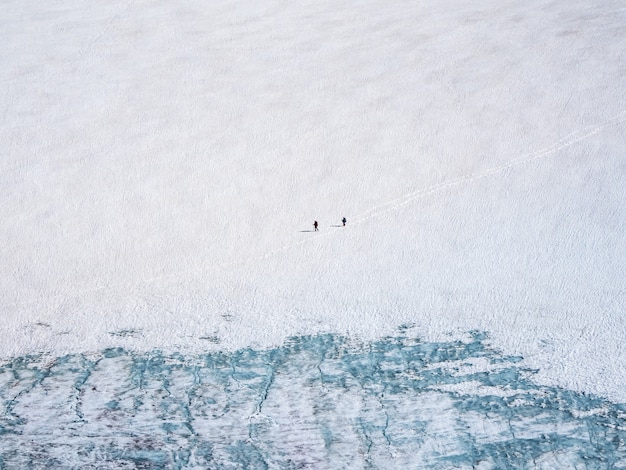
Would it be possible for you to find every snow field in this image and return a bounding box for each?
[1,0,625,403]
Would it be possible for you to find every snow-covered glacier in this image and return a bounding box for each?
[2,331,625,469]
[2,0,626,467]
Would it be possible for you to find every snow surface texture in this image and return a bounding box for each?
[1,0,626,465]
[2,332,626,469]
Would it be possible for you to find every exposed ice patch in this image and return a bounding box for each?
[1,332,625,468]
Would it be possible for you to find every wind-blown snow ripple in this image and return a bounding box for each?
[1,331,625,468]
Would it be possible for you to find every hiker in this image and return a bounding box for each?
[342,217,346,226]
[314,220,319,231]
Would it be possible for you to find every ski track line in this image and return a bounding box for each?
[2,111,625,311]
[351,111,626,224]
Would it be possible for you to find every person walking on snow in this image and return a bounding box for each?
[314,220,319,231]
[342,217,347,227]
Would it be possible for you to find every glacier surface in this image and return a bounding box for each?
[2,331,625,469]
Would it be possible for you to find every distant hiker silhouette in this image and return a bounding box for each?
[342,217,346,226]
[314,221,319,231]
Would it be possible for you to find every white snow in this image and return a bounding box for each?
[1,0,625,403]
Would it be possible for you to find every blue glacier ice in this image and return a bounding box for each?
[1,331,625,469]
